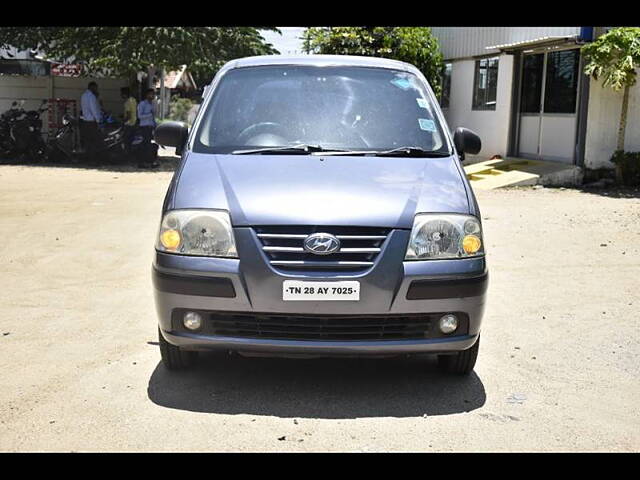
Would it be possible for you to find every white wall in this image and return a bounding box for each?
[442,54,514,158]
[53,76,127,120]
[0,75,128,134]
[0,75,49,114]
[584,75,640,169]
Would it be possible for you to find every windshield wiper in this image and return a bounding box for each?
[318,147,451,157]
[373,146,451,157]
[231,144,341,155]
[231,144,450,157]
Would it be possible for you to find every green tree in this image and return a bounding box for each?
[168,96,194,124]
[0,27,280,83]
[302,27,444,96]
[582,27,640,154]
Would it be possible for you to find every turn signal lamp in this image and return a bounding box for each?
[462,235,482,254]
[160,229,181,251]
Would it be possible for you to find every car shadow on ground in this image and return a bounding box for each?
[147,352,486,419]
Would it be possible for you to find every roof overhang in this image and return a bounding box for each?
[486,35,582,54]
[156,65,198,90]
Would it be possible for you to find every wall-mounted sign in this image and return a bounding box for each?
[51,63,82,77]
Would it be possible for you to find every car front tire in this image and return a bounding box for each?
[437,334,480,375]
[158,327,198,370]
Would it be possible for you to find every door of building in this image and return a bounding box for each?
[517,48,581,163]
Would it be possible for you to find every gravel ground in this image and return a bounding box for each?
[0,160,638,452]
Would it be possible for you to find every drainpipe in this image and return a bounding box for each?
[575,27,594,168]
[507,51,523,158]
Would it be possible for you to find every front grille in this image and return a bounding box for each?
[254,225,391,271]
[208,312,436,341]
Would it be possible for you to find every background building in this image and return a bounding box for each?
[1,46,128,131]
[153,65,198,119]
[431,27,640,170]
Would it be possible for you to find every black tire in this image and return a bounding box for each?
[437,335,480,375]
[158,327,198,370]
[29,145,49,163]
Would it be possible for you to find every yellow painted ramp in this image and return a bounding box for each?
[463,158,577,190]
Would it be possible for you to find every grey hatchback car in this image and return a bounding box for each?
[152,55,488,374]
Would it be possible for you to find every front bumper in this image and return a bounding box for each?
[161,329,479,356]
[153,227,488,355]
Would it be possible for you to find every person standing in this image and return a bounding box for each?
[120,87,137,158]
[137,88,159,168]
[79,81,103,162]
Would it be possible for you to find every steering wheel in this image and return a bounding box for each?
[236,122,289,145]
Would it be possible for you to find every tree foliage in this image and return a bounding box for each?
[582,27,640,91]
[582,27,640,158]
[302,27,444,95]
[168,97,195,124]
[0,27,280,82]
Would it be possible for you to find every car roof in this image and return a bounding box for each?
[224,55,415,72]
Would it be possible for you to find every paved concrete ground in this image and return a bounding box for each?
[0,161,638,452]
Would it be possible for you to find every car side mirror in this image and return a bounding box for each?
[453,127,481,161]
[154,121,189,155]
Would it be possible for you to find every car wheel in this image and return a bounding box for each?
[437,334,480,375]
[158,327,198,370]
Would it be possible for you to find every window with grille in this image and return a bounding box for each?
[472,57,499,111]
[440,63,452,109]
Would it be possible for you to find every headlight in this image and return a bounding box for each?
[405,214,484,260]
[156,210,237,257]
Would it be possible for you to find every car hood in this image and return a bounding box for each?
[171,153,471,229]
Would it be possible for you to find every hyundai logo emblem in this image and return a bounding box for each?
[303,233,340,255]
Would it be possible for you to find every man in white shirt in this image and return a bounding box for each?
[79,81,104,162]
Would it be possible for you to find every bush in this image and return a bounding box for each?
[168,97,194,124]
[611,150,640,186]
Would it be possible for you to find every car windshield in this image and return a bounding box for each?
[194,65,451,155]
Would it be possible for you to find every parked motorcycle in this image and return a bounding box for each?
[0,100,49,162]
[46,113,82,163]
[14,100,49,161]
[47,112,146,164]
[0,100,46,161]
[99,113,130,154]
[0,102,20,157]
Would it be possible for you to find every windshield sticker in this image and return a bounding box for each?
[416,98,428,108]
[418,118,436,132]
[390,77,412,90]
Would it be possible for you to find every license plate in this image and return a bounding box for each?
[282,280,360,301]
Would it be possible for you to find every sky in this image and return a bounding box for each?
[260,27,307,55]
